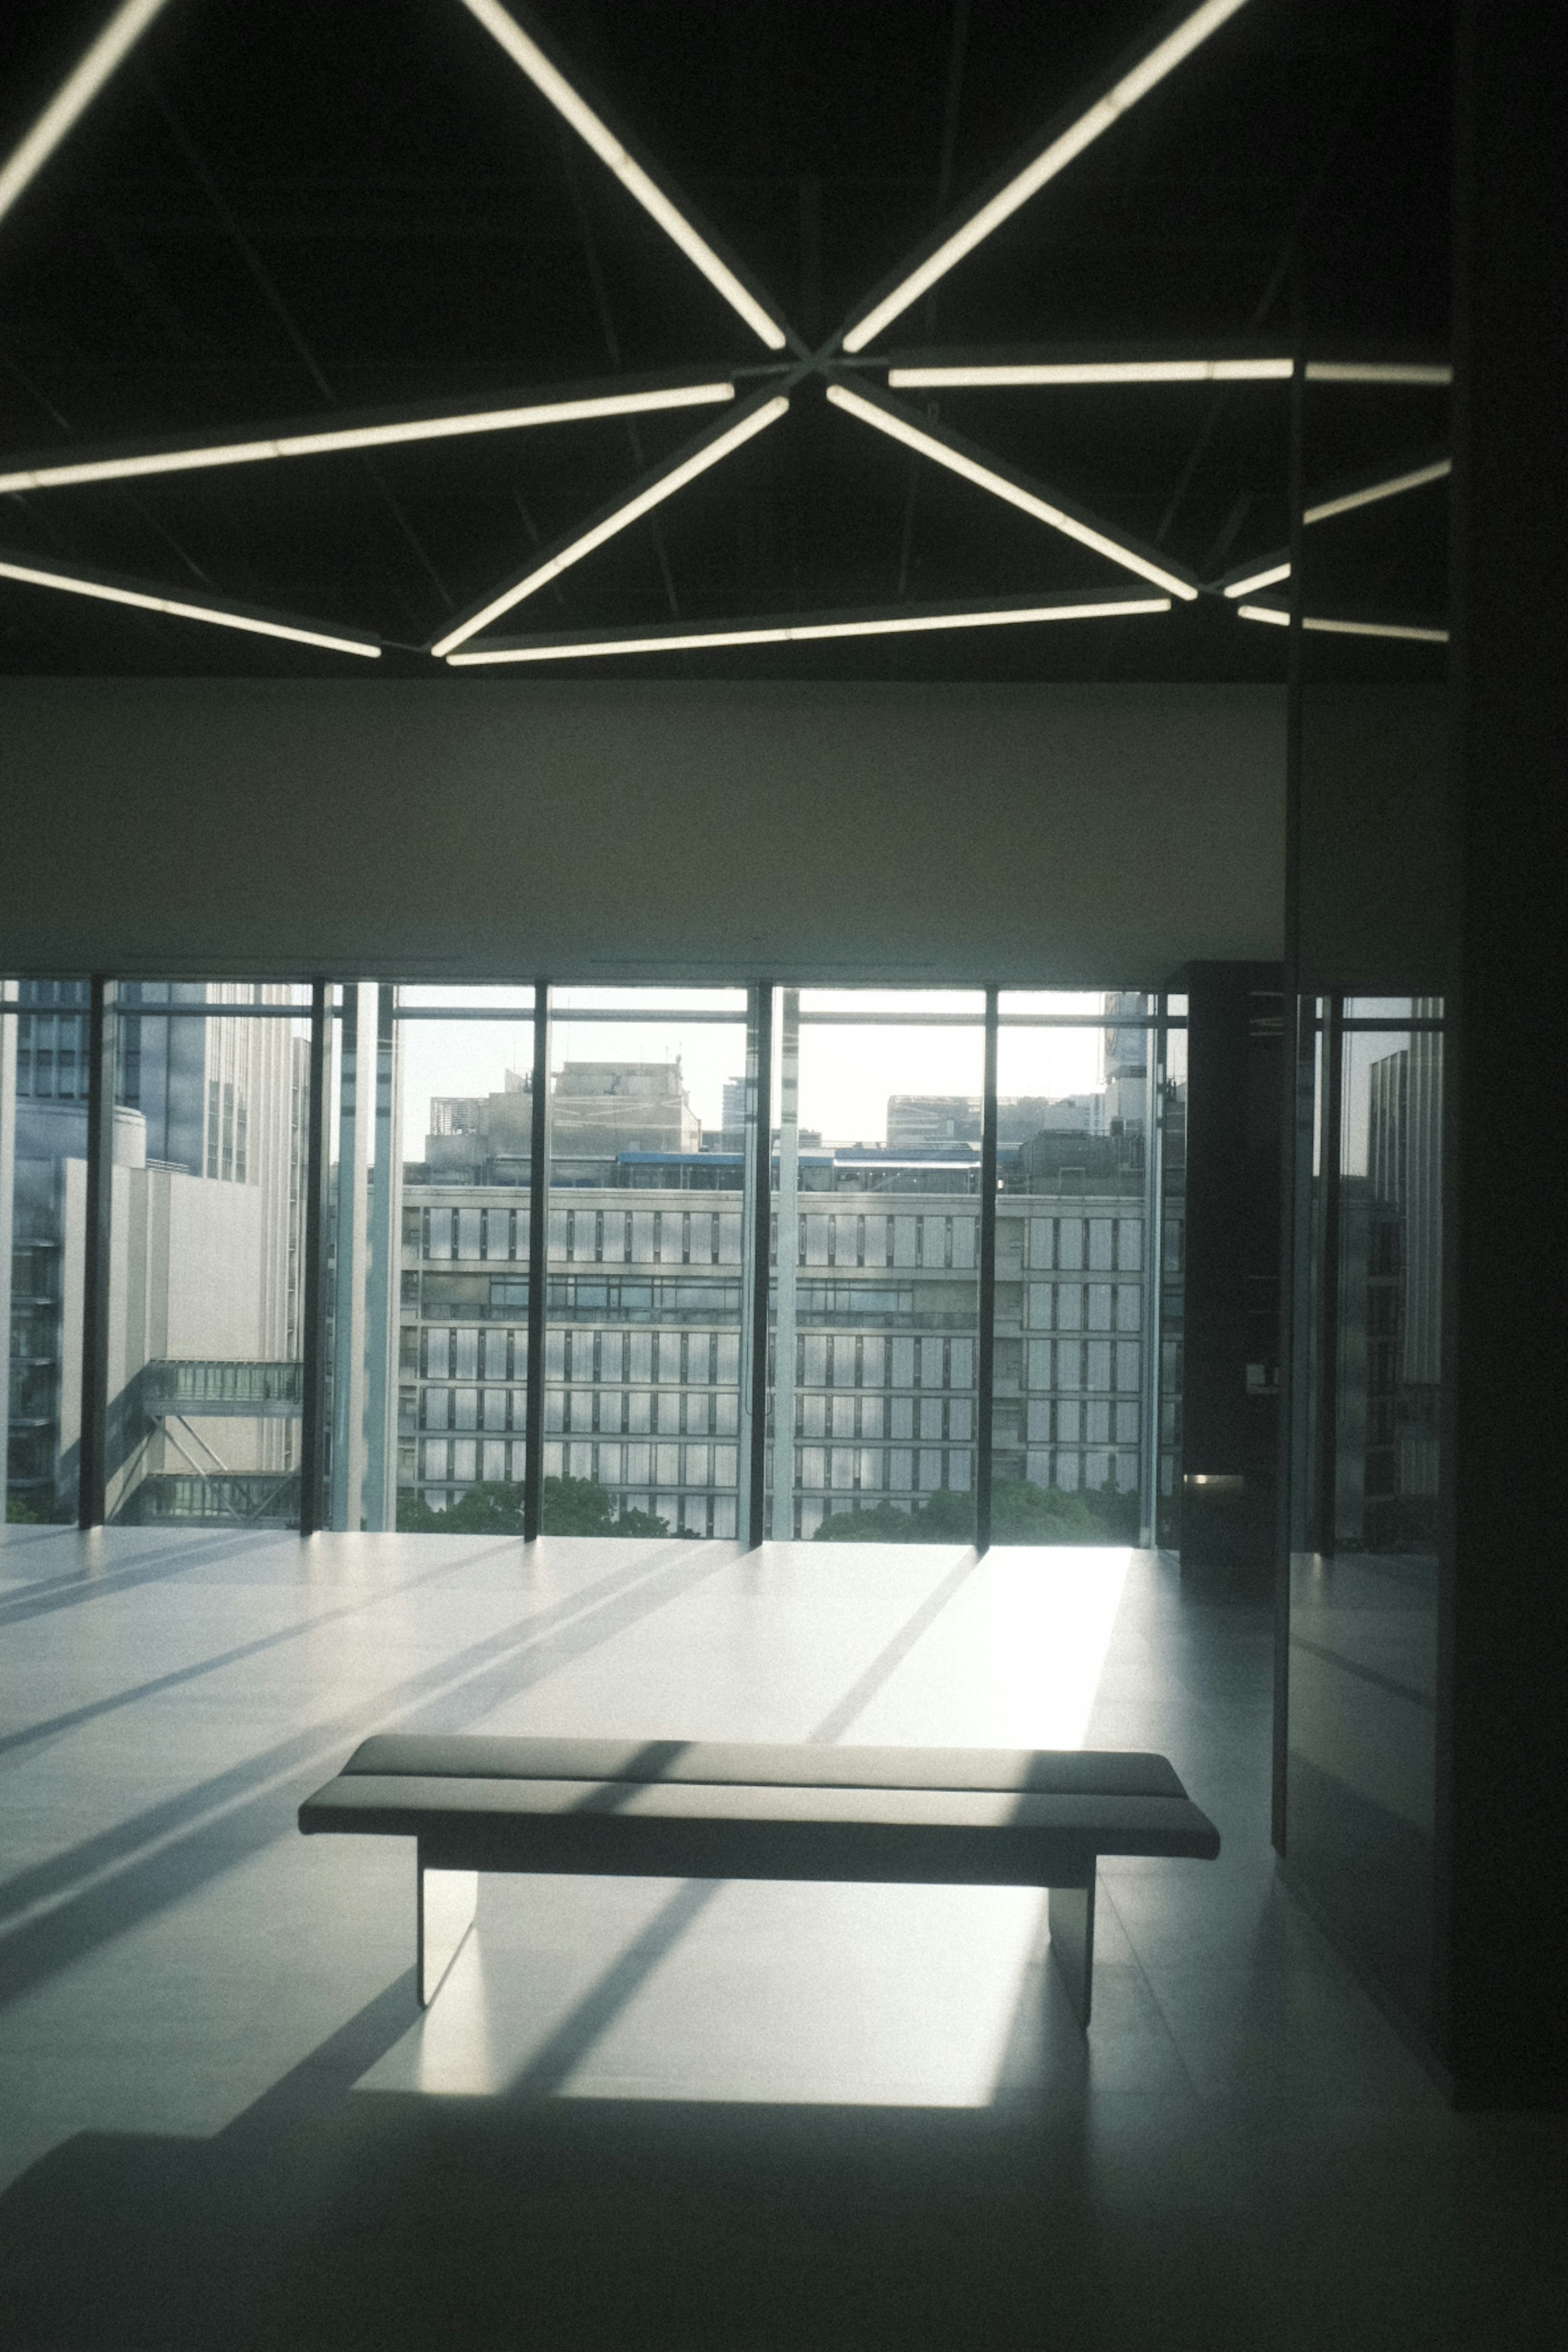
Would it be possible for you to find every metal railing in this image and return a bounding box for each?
[120,1472,301,1526]
[142,1360,304,1411]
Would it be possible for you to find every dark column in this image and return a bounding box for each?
[1439,0,1568,2107]
[297,981,333,1536]
[746,985,775,1549]
[975,989,998,1554]
[1177,962,1283,1581]
[522,985,550,1544]
[78,978,116,1529]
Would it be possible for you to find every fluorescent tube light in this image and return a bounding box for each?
[0,0,170,229]
[0,553,382,656]
[1305,362,1452,385]
[1304,457,1451,525]
[1237,602,1448,644]
[1303,615,1448,643]
[888,358,1291,388]
[0,381,737,494]
[431,394,790,657]
[456,0,787,351]
[1223,561,1290,598]
[445,594,1172,666]
[826,382,1200,600]
[841,0,1255,352]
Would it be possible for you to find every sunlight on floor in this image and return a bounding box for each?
[358,1547,1132,2106]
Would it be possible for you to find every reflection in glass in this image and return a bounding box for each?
[1287,998,1443,2026]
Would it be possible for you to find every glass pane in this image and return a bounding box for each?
[386,987,535,1531]
[105,983,312,1529]
[1287,997,1444,2029]
[3,980,91,1523]
[545,991,751,1539]
[993,991,1149,1543]
[770,992,982,1543]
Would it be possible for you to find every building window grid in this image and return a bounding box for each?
[386,1000,1179,1528]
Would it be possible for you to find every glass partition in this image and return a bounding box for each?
[769,991,985,1542]
[1282,347,1450,2035]
[545,989,750,1539]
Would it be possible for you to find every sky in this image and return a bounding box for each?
[394,988,1116,1159]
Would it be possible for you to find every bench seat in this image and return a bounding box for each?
[299,1734,1220,2027]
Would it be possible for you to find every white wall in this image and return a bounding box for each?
[2,679,1285,985]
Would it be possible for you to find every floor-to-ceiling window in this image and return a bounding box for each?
[767,992,985,1542]
[22,976,1190,1548]
[388,987,537,1533]
[2,980,91,1523]
[105,984,312,1529]
[544,989,753,1540]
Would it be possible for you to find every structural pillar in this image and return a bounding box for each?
[1177,962,1282,1581]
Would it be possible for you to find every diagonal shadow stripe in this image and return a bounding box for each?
[504,1879,722,2100]
[445,1550,988,2103]
[0,1526,287,1624]
[807,1549,982,1742]
[0,1543,730,2009]
[0,1536,527,1766]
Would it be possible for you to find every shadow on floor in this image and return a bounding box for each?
[0,1964,1561,2352]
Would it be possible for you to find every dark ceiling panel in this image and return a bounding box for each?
[0,0,1452,679]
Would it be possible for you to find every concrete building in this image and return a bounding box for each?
[401,1138,1151,1537]
[2,982,308,1523]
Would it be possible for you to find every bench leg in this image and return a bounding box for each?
[1048,1876,1096,2030]
[418,1852,478,2007]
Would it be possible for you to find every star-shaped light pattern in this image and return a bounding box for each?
[0,0,1450,666]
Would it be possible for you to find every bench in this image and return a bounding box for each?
[298,1735,1221,2028]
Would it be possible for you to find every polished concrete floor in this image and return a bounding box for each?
[0,1526,1562,2349]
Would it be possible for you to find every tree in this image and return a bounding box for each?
[812,1475,1138,1546]
[396,1475,669,1539]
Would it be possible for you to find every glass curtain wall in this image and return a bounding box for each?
[768,992,985,1543]
[992,993,1158,1546]
[385,987,536,1532]
[25,976,1191,1551]
[545,990,751,1539]
[101,983,312,1528]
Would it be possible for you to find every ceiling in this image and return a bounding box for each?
[0,0,1452,682]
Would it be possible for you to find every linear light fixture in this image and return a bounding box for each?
[455,0,787,351]
[826,381,1200,601]
[430,393,790,657]
[0,551,382,656]
[0,0,171,230]
[889,358,1291,388]
[840,0,1255,353]
[1304,457,1451,526]
[1223,561,1290,598]
[1304,361,1452,385]
[444,591,1172,666]
[0,380,737,495]
[1237,603,1448,644]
